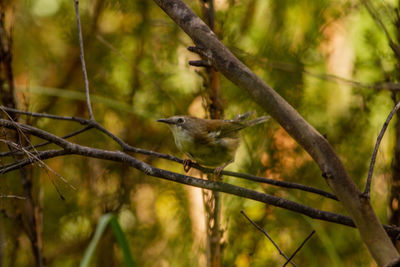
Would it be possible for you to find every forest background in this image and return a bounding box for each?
[1,0,400,266]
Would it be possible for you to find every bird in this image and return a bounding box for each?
[157,112,269,175]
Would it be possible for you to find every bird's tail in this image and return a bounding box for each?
[228,112,269,128]
[245,116,270,127]
[233,111,254,122]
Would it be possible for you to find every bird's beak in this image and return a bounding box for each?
[157,118,174,124]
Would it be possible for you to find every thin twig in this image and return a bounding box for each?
[0,149,70,174]
[233,47,400,91]
[0,126,92,157]
[0,106,88,124]
[221,170,337,200]
[364,100,400,197]
[240,210,296,267]
[73,0,94,120]
[0,139,76,190]
[362,0,400,58]
[96,34,129,61]
[282,230,315,267]
[303,70,400,91]
[0,194,26,200]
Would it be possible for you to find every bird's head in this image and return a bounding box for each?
[157,116,196,144]
[157,116,187,127]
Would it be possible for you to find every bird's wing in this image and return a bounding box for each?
[190,119,216,144]
[232,111,254,122]
[212,121,245,138]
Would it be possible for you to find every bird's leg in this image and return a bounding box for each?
[213,160,233,179]
[183,159,193,172]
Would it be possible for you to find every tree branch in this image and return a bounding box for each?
[0,126,92,157]
[1,118,400,239]
[0,149,71,174]
[73,0,94,120]
[364,100,400,197]
[152,0,399,264]
[282,230,315,267]
[362,0,400,58]
[241,210,296,266]
[238,49,400,91]
[0,106,337,200]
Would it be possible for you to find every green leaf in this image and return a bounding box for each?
[80,213,135,267]
[109,216,135,267]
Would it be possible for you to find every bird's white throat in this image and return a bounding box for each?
[169,125,193,151]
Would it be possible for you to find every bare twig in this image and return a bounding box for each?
[232,47,400,91]
[0,138,76,190]
[0,106,88,124]
[188,60,212,67]
[73,0,94,120]
[0,149,70,173]
[362,0,400,58]
[364,100,400,197]
[96,34,129,61]
[302,70,400,91]
[282,230,315,267]
[0,194,26,200]
[240,210,296,267]
[0,126,92,157]
[221,170,337,200]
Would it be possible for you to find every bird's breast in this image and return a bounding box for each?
[170,126,194,152]
[169,125,240,167]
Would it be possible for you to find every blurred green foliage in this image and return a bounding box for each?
[80,213,135,267]
[1,0,399,266]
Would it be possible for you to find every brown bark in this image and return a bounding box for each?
[0,4,44,266]
[199,1,223,266]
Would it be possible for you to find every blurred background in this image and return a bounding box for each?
[1,0,399,266]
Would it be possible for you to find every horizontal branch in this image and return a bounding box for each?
[0,149,70,173]
[0,106,336,200]
[0,106,89,124]
[1,118,399,238]
[0,125,92,157]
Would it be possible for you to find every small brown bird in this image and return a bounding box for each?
[157,112,269,174]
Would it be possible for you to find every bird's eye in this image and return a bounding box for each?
[177,118,184,124]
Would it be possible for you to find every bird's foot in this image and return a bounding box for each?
[214,164,226,181]
[213,166,224,180]
[183,159,192,172]
[213,160,233,180]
